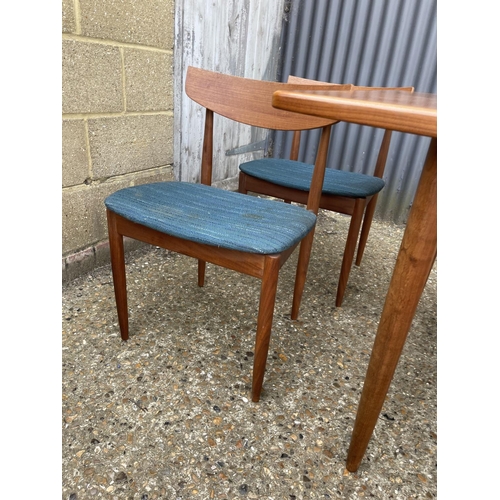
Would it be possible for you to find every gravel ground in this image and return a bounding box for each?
[62,209,437,500]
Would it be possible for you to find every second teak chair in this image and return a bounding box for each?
[238,76,413,307]
[104,67,351,402]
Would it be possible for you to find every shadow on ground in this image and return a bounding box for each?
[62,210,437,499]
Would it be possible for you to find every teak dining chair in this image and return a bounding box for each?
[104,66,351,402]
[238,76,414,307]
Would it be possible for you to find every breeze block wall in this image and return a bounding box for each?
[62,0,175,282]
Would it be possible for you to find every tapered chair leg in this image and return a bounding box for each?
[355,194,377,266]
[336,199,365,307]
[251,255,281,402]
[107,210,129,341]
[291,229,316,320]
[198,260,206,286]
[237,172,247,194]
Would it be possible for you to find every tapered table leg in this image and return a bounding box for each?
[346,138,437,472]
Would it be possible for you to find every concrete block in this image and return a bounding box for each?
[132,165,175,185]
[93,240,111,269]
[95,237,146,269]
[62,120,89,187]
[125,49,173,112]
[63,236,149,283]
[88,114,173,178]
[62,180,130,255]
[79,0,174,50]
[62,187,92,254]
[62,0,76,33]
[62,40,123,114]
[62,257,69,283]
[64,246,96,281]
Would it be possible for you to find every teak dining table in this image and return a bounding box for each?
[272,88,437,472]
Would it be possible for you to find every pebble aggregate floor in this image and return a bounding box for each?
[62,210,437,499]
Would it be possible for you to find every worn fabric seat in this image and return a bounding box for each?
[239,158,385,198]
[104,66,343,403]
[238,75,414,307]
[105,181,317,254]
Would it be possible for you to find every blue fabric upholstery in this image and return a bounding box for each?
[240,158,385,198]
[105,182,317,254]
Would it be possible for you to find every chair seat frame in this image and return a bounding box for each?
[239,78,413,306]
[106,67,343,401]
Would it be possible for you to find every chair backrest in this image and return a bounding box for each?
[353,85,414,92]
[286,75,353,160]
[288,74,413,93]
[286,74,414,177]
[186,66,352,131]
[185,66,340,213]
[287,75,352,88]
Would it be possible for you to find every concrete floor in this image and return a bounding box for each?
[62,210,437,499]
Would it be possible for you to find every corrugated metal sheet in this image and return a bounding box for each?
[273,0,437,223]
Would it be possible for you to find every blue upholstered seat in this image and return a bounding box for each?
[239,158,385,198]
[105,182,317,254]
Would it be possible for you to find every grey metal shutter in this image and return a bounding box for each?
[272,0,437,223]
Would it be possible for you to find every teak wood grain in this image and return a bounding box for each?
[272,86,437,472]
[240,76,412,307]
[346,137,437,470]
[106,67,341,403]
[273,89,436,137]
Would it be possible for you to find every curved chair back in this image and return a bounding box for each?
[185,66,351,131]
[104,67,342,402]
[237,73,414,307]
